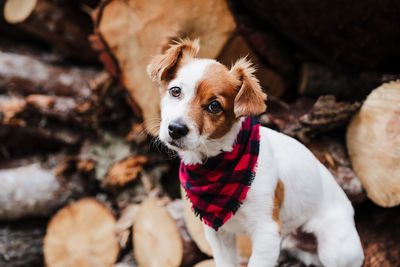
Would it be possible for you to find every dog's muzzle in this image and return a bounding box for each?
[168,120,189,140]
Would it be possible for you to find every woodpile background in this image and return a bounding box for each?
[0,0,399,266]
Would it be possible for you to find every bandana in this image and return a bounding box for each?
[179,117,260,231]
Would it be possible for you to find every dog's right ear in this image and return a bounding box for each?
[147,39,200,84]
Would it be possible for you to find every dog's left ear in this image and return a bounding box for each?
[230,58,267,118]
[147,39,200,84]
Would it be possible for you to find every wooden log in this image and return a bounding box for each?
[227,0,400,71]
[78,133,133,182]
[3,0,97,62]
[298,63,391,101]
[0,219,46,267]
[102,156,148,188]
[346,81,400,207]
[306,136,366,202]
[0,154,90,221]
[194,259,215,267]
[92,0,237,133]
[133,198,205,267]
[44,198,120,267]
[0,154,90,220]
[217,34,286,98]
[0,48,96,98]
[355,202,400,266]
[260,95,360,143]
[181,187,212,256]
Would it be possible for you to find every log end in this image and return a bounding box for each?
[4,0,38,24]
[44,198,119,267]
[347,80,400,207]
[133,198,183,267]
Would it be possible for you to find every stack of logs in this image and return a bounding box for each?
[0,0,399,266]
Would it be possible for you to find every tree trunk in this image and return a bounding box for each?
[0,154,91,220]
[0,219,46,267]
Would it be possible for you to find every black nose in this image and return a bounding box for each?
[168,121,189,139]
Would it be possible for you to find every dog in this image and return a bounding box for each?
[147,39,364,267]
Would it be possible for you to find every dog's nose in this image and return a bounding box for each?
[168,121,189,139]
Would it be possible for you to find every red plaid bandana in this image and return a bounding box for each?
[179,117,260,231]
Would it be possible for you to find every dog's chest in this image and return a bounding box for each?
[217,174,276,236]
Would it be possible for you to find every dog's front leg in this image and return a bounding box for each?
[248,222,281,267]
[203,225,237,267]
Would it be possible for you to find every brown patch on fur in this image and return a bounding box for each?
[273,179,285,235]
[293,228,318,253]
[230,58,267,118]
[147,39,199,84]
[188,63,241,139]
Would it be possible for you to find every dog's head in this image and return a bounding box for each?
[147,39,266,163]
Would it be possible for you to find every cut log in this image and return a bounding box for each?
[181,186,212,256]
[217,34,286,98]
[133,198,205,267]
[115,204,139,249]
[78,133,133,181]
[3,0,97,62]
[92,0,236,133]
[346,81,400,207]
[0,154,90,221]
[306,136,366,202]
[194,259,215,267]
[0,219,46,267]
[102,156,148,188]
[356,202,400,266]
[227,0,400,71]
[225,0,296,91]
[0,45,134,147]
[181,187,252,260]
[0,48,96,98]
[298,63,400,101]
[260,95,360,143]
[44,198,119,267]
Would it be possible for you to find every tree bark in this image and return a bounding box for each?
[0,219,46,267]
[3,0,97,62]
[0,154,91,220]
[356,202,400,266]
[260,95,360,143]
[0,47,96,98]
[306,136,366,202]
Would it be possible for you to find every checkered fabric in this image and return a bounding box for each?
[179,117,260,231]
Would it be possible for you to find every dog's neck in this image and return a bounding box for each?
[178,118,244,165]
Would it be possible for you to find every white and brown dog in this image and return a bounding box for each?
[147,39,364,267]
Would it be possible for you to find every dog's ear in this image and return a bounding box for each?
[147,39,200,83]
[230,58,267,118]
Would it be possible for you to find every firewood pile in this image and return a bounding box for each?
[0,0,399,266]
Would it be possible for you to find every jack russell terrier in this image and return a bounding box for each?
[147,39,364,267]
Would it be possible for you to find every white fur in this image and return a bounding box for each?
[158,58,364,267]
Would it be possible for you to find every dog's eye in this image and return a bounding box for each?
[207,101,222,114]
[169,87,181,97]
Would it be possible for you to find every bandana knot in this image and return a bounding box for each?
[179,117,260,230]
